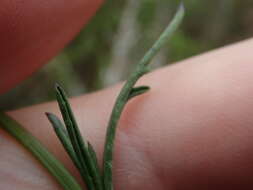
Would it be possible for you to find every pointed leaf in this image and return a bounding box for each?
[46,112,82,170]
[55,84,95,190]
[0,112,82,190]
[128,86,150,100]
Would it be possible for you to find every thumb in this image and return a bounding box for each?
[0,0,103,94]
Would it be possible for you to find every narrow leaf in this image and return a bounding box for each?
[128,86,150,100]
[138,2,185,68]
[55,84,103,190]
[0,112,82,190]
[55,84,95,190]
[88,142,104,190]
[46,112,82,170]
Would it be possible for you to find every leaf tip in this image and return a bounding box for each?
[55,83,62,92]
[178,2,185,15]
[45,112,53,121]
[45,112,51,117]
[45,112,60,129]
[54,83,68,103]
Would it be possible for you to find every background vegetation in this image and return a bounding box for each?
[1,0,252,110]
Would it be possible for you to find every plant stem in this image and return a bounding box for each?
[102,3,185,190]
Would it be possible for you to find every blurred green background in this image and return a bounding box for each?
[1,0,252,110]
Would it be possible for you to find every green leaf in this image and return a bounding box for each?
[46,112,82,170]
[55,84,95,190]
[128,86,150,100]
[0,112,82,190]
[88,142,103,190]
[55,84,104,190]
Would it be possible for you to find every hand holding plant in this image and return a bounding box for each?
[1,1,253,190]
[1,4,184,189]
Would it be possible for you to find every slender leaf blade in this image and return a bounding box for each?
[55,84,104,190]
[0,112,82,190]
[88,142,104,190]
[55,84,95,190]
[46,112,82,170]
[128,86,150,100]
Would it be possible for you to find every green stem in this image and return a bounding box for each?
[102,4,185,190]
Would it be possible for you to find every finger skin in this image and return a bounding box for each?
[0,0,103,94]
[1,38,253,189]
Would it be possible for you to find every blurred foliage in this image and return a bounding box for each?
[1,0,253,110]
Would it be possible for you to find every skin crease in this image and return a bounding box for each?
[1,38,253,189]
[0,0,104,94]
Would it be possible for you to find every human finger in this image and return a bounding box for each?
[2,38,253,189]
[0,0,104,94]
